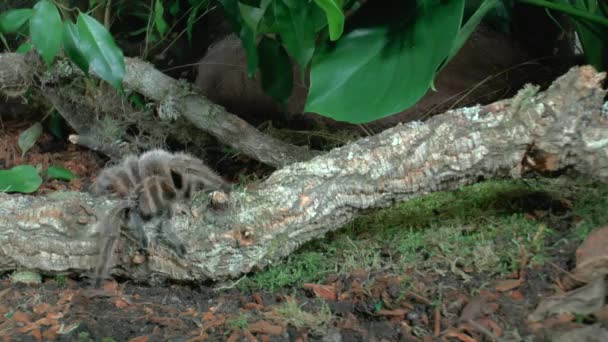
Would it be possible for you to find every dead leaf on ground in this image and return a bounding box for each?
[495,278,524,292]
[243,302,264,310]
[12,311,31,323]
[32,303,50,315]
[128,335,149,342]
[252,293,264,306]
[442,331,476,342]
[510,290,525,301]
[376,309,408,317]
[303,283,338,301]
[248,320,284,335]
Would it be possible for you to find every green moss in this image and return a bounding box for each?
[239,178,608,291]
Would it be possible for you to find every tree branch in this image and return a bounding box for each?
[0,66,606,283]
[0,53,321,167]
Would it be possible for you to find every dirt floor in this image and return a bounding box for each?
[1,114,608,342]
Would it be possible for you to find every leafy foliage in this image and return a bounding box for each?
[0,8,32,33]
[46,166,76,181]
[18,122,42,157]
[30,0,62,66]
[1,1,125,89]
[0,165,43,193]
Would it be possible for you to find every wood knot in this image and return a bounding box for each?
[234,228,254,246]
[209,190,229,210]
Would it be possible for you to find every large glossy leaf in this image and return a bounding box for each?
[18,122,42,157]
[313,0,345,40]
[62,21,89,73]
[0,165,42,193]
[30,1,62,66]
[238,0,271,33]
[273,0,316,73]
[257,37,293,101]
[305,0,465,123]
[76,13,125,90]
[0,8,32,33]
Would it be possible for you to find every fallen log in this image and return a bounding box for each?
[0,66,606,284]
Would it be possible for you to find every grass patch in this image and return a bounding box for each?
[265,299,333,336]
[226,313,250,331]
[239,178,608,291]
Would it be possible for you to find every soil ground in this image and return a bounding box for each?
[1,114,608,342]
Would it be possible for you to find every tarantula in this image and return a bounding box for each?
[90,149,229,287]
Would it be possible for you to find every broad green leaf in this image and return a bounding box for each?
[0,9,32,33]
[218,0,259,76]
[76,13,125,90]
[0,165,43,193]
[62,21,89,73]
[443,0,498,68]
[16,43,33,53]
[238,0,271,33]
[574,19,606,70]
[46,166,76,181]
[257,37,293,102]
[169,0,181,16]
[18,122,42,157]
[273,0,316,75]
[48,111,64,139]
[30,1,62,66]
[313,0,345,40]
[305,0,465,123]
[155,0,169,36]
[559,0,607,70]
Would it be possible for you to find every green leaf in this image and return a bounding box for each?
[30,1,62,66]
[154,0,169,36]
[238,0,271,33]
[187,0,208,43]
[46,166,76,181]
[257,37,293,102]
[169,0,181,16]
[218,0,259,76]
[313,0,345,40]
[305,0,465,123]
[16,42,33,53]
[76,13,125,90]
[0,165,43,193]
[0,9,33,33]
[129,93,147,110]
[48,111,64,139]
[443,0,498,69]
[273,0,316,75]
[62,21,89,73]
[18,122,42,157]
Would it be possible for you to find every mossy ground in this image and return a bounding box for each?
[2,177,606,341]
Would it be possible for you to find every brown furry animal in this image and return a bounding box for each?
[91,149,229,287]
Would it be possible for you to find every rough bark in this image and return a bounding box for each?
[124,57,321,167]
[0,66,607,284]
[0,53,320,167]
